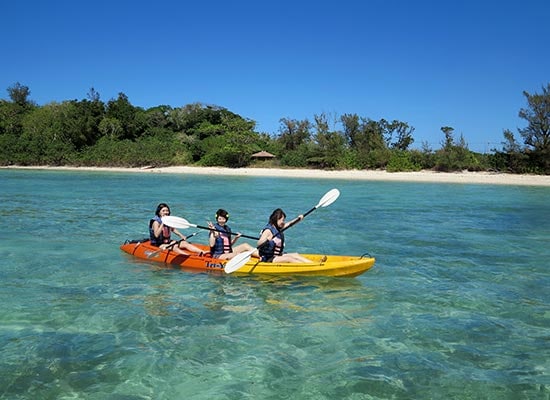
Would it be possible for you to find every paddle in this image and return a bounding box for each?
[161,215,260,240]
[146,231,200,259]
[224,188,341,274]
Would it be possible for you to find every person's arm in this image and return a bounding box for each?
[284,214,304,229]
[257,229,272,248]
[231,232,242,245]
[207,222,217,247]
[172,227,186,240]
[151,220,163,238]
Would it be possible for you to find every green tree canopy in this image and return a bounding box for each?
[7,82,32,107]
[1,81,548,174]
[518,83,550,172]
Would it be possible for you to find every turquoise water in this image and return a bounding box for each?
[0,169,548,400]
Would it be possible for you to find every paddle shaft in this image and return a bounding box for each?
[282,205,316,231]
[161,216,260,240]
[193,223,260,240]
[147,232,200,258]
[279,188,339,232]
[172,231,199,246]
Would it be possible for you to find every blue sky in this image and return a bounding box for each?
[1,0,549,153]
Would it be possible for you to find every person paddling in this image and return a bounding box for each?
[149,203,204,256]
[257,208,312,263]
[207,209,258,260]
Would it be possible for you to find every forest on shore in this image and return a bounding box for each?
[1,82,549,174]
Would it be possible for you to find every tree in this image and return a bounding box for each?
[341,114,385,152]
[383,120,415,150]
[98,117,123,139]
[341,113,360,148]
[1,83,36,137]
[87,87,100,102]
[19,102,78,164]
[105,92,143,140]
[518,83,550,172]
[434,126,482,171]
[7,82,32,107]
[200,131,259,167]
[311,113,346,168]
[143,105,172,131]
[0,100,24,135]
[492,129,528,173]
[277,118,311,151]
[73,94,105,147]
[501,129,523,154]
[441,126,455,150]
[342,116,388,168]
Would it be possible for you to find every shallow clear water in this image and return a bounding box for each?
[0,169,548,399]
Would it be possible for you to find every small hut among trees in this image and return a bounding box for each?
[251,151,276,160]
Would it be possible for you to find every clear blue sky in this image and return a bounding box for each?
[1,0,549,153]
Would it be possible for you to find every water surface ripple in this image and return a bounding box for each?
[0,170,548,399]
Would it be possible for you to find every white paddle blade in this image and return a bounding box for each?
[224,249,255,273]
[317,188,340,208]
[161,215,192,229]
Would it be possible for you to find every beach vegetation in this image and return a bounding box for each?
[0,82,548,174]
[386,150,422,172]
[433,127,485,171]
[491,130,530,173]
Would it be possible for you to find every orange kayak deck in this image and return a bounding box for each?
[120,239,375,277]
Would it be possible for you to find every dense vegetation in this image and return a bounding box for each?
[1,82,549,174]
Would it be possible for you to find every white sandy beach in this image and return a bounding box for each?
[3,165,550,186]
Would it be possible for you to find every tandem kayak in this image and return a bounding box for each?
[120,239,375,277]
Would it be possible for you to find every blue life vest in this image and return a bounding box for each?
[211,223,233,257]
[149,215,171,246]
[259,224,284,262]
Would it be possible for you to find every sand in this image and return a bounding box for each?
[2,165,550,186]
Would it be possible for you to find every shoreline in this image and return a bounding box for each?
[2,165,550,186]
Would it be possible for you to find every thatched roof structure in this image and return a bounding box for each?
[251,151,276,159]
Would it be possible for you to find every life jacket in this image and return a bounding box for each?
[258,224,284,261]
[211,223,233,256]
[149,215,171,246]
